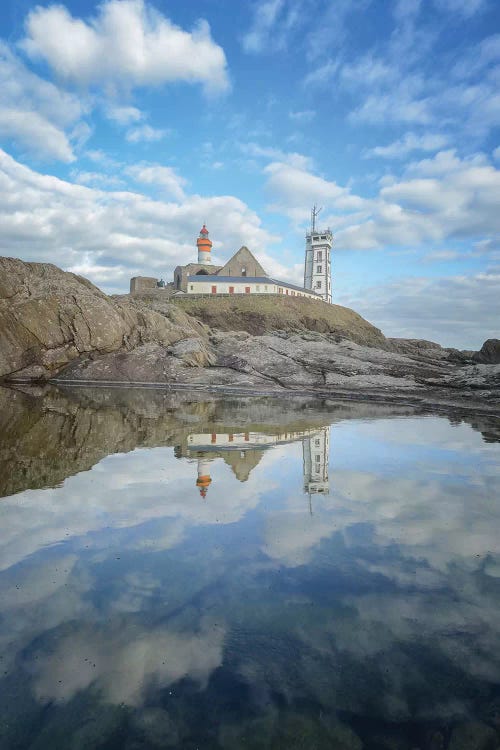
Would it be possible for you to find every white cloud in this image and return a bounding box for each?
[339,270,500,348]
[433,0,487,17]
[126,163,187,201]
[22,0,229,95]
[125,124,169,143]
[240,142,313,169]
[263,159,364,223]
[0,108,76,163]
[105,104,144,125]
[289,109,316,123]
[364,132,449,159]
[241,0,302,54]
[262,149,500,256]
[0,148,276,293]
[70,170,125,188]
[0,42,87,162]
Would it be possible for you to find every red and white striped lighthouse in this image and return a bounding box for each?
[196,224,212,265]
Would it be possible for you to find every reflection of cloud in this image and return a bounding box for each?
[0,446,279,572]
[34,618,225,706]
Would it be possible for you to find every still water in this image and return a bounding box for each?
[0,385,499,750]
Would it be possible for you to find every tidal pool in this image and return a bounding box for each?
[0,385,499,750]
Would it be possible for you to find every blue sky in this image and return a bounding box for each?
[0,0,499,347]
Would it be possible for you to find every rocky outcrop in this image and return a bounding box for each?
[0,257,205,380]
[1,257,498,412]
[170,294,388,347]
[473,338,500,364]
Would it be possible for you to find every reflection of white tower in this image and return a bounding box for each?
[304,206,333,303]
[303,427,330,495]
[196,457,212,499]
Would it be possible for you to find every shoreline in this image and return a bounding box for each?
[3,376,498,420]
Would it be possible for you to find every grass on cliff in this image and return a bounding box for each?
[170,295,387,348]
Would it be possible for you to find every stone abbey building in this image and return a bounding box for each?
[130,222,333,302]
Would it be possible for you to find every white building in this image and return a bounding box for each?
[303,427,330,495]
[304,209,333,303]
[131,224,326,301]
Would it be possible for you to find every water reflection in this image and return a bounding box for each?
[177,426,331,499]
[0,384,499,750]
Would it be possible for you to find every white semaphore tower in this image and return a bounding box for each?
[304,206,333,303]
[303,427,330,496]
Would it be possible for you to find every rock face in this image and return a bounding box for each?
[473,339,500,364]
[0,257,205,380]
[170,294,388,347]
[0,257,498,412]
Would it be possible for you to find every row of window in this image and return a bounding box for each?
[188,285,316,298]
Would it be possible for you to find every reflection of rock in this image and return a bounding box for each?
[448,721,498,750]
[1,384,499,500]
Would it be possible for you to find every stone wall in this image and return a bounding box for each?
[129,276,158,293]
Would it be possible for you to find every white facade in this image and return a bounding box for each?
[187,428,323,451]
[186,277,320,300]
[303,427,330,495]
[304,229,333,303]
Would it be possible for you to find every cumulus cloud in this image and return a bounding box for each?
[125,124,169,143]
[105,104,144,125]
[364,132,449,159]
[0,149,276,293]
[339,270,500,348]
[0,42,87,162]
[262,149,500,260]
[126,163,187,201]
[21,0,229,95]
[433,0,487,17]
[241,0,302,53]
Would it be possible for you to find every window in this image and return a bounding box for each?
[190,285,193,291]
[317,251,322,261]
[241,267,247,277]
[245,286,250,294]
[321,235,326,240]
[229,286,234,294]
[317,265,322,273]
[264,285,268,291]
[285,289,289,294]
[315,454,321,462]
[315,281,322,289]
[211,286,217,294]
[315,439,320,447]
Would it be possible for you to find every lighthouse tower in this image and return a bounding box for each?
[196,457,212,499]
[197,224,213,265]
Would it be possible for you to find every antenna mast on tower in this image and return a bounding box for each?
[311,204,322,233]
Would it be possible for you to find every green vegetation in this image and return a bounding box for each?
[170,294,387,348]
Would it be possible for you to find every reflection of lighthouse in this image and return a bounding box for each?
[303,427,330,495]
[196,457,212,499]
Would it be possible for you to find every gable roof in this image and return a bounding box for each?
[216,246,267,278]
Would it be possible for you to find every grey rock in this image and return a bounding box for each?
[473,339,500,364]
